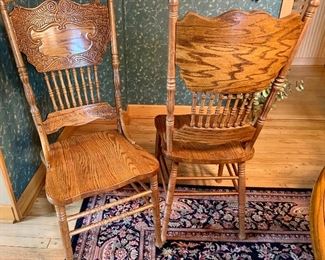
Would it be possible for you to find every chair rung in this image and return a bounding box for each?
[70,203,153,236]
[67,190,152,222]
[176,176,238,180]
[174,192,239,196]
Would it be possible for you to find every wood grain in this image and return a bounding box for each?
[46,130,159,205]
[310,167,325,260]
[0,64,323,257]
[176,11,303,93]
[1,0,163,256]
[156,114,256,147]
[9,0,110,72]
[159,0,320,243]
[43,102,117,134]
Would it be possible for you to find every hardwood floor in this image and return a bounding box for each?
[0,66,324,259]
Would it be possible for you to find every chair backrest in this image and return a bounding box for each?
[0,0,123,164]
[165,0,320,153]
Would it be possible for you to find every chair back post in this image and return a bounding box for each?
[247,75,285,150]
[0,0,50,163]
[166,0,179,154]
[247,0,321,150]
[108,0,123,133]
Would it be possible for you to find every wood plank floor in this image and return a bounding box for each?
[0,66,324,259]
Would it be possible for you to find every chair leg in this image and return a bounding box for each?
[155,132,161,159]
[150,175,163,248]
[155,133,167,191]
[238,162,246,240]
[162,162,178,243]
[215,163,224,183]
[55,205,73,260]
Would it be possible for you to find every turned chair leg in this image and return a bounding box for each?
[215,163,224,183]
[162,162,178,243]
[55,205,73,260]
[155,133,167,191]
[150,175,163,247]
[238,162,246,240]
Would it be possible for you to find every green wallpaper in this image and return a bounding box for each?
[125,0,283,105]
[0,0,282,199]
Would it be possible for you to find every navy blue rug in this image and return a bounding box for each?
[72,187,313,259]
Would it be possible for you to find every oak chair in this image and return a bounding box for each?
[156,0,320,243]
[310,167,325,260]
[0,0,162,258]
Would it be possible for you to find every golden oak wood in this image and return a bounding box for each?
[46,130,159,206]
[158,0,321,244]
[9,0,110,72]
[176,11,303,93]
[0,69,324,256]
[310,167,325,260]
[43,103,117,134]
[0,0,162,258]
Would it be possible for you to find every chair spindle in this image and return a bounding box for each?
[51,71,64,110]
[220,94,232,128]
[79,67,89,105]
[58,70,71,109]
[197,92,206,128]
[94,65,101,102]
[190,92,198,127]
[240,94,254,126]
[87,66,95,103]
[65,69,77,107]
[205,93,215,128]
[44,72,58,111]
[72,68,83,106]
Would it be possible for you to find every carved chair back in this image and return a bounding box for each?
[0,0,122,164]
[165,0,320,153]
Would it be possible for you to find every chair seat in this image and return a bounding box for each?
[155,115,254,164]
[45,130,159,205]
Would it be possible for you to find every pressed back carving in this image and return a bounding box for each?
[6,0,114,115]
[0,0,123,165]
[10,0,110,72]
[176,11,303,94]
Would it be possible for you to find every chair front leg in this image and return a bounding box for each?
[238,162,246,240]
[55,205,73,260]
[150,175,163,248]
[162,161,178,243]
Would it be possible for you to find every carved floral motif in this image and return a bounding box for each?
[10,0,110,72]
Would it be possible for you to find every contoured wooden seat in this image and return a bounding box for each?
[46,130,159,205]
[157,0,320,244]
[0,0,162,258]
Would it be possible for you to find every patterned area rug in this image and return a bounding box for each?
[72,187,313,259]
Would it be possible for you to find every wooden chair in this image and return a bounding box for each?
[156,0,320,243]
[310,167,325,260]
[0,0,162,258]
